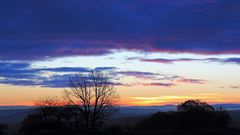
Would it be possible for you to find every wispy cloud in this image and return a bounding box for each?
[116,71,159,80]
[230,85,240,89]
[176,78,208,84]
[139,57,240,65]
[142,83,175,87]
[0,61,208,88]
[0,62,117,87]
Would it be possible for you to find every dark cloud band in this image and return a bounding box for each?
[0,0,240,60]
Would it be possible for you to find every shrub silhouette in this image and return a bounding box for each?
[135,100,231,131]
[177,100,216,129]
[20,106,82,135]
[20,113,69,135]
[214,108,231,128]
[134,111,180,130]
[177,100,214,112]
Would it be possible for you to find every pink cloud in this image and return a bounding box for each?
[177,78,208,84]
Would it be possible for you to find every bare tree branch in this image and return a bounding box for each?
[63,70,119,131]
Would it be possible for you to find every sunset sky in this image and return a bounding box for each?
[0,0,240,106]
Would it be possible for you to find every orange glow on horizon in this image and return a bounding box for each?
[1,97,240,107]
[117,94,240,106]
[0,84,240,107]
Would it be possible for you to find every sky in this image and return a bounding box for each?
[0,0,240,106]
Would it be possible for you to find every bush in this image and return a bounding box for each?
[135,100,231,131]
[134,112,180,130]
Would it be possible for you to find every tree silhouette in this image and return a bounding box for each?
[134,112,179,131]
[135,100,232,132]
[178,100,231,129]
[177,100,214,112]
[21,97,85,135]
[63,70,119,132]
[34,96,63,124]
[214,106,231,128]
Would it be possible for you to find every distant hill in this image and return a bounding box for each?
[0,104,240,125]
[0,106,35,110]
[0,108,34,124]
[213,104,240,111]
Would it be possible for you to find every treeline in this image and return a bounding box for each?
[17,100,238,135]
[134,100,231,131]
[0,100,239,135]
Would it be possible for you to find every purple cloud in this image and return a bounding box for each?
[140,57,240,65]
[230,85,240,89]
[119,82,175,87]
[0,0,240,60]
[177,78,208,84]
[223,58,240,65]
[116,71,158,79]
[0,61,208,87]
[140,58,199,64]
[0,61,117,87]
[142,83,175,87]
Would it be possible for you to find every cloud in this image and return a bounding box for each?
[116,71,181,82]
[140,57,240,65]
[0,61,117,87]
[222,58,240,65]
[0,0,240,60]
[140,58,199,64]
[94,67,118,71]
[230,85,240,89]
[115,71,207,87]
[0,61,208,87]
[176,78,208,84]
[116,71,158,79]
[119,82,175,87]
[142,83,175,87]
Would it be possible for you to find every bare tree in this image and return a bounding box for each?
[63,70,119,131]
